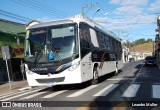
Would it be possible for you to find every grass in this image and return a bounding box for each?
[130,42,154,53]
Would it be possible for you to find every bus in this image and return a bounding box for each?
[24,15,123,87]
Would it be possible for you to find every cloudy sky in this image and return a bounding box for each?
[0,0,160,41]
[94,0,159,41]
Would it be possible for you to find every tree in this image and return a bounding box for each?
[123,38,153,48]
[146,39,153,43]
[123,40,131,48]
[134,38,146,45]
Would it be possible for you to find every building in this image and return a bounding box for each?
[122,45,129,63]
[129,52,152,61]
[155,16,160,67]
[129,41,153,61]
[0,19,25,82]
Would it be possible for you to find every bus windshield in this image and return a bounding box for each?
[25,23,78,63]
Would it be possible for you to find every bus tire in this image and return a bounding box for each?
[91,67,99,85]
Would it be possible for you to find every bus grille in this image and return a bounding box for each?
[37,72,58,75]
[36,77,65,84]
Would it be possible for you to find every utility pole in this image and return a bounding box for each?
[82,4,98,18]
[153,41,155,55]
[92,8,100,20]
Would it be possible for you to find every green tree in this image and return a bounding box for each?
[146,39,153,43]
[135,38,146,45]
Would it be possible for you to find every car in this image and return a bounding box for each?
[129,58,135,62]
[144,56,157,66]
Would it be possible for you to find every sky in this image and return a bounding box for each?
[0,0,159,42]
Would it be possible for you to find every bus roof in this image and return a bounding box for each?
[27,14,121,42]
[27,19,74,29]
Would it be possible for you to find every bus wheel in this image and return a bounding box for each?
[91,67,99,85]
[114,65,118,76]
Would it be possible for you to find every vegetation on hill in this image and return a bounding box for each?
[129,42,153,53]
[123,38,154,53]
[124,38,153,48]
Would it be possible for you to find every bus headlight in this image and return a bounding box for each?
[68,61,80,71]
[25,64,35,75]
[26,69,35,75]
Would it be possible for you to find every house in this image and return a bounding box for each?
[122,45,129,63]
[129,42,153,61]
[0,19,25,82]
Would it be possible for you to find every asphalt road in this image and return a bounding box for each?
[1,60,160,110]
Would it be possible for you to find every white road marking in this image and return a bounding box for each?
[20,91,47,99]
[107,78,135,81]
[122,84,140,97]
[1,88,44,101]
[19,86,31,91]
[67,85,98,97]
[0,91,16,97]
[152,85,160,98]
[94,84,118,96]
[0,90,30,100]
[42,90,68,98]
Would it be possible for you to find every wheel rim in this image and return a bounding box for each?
[94,70,98,78]
[115,66,118,75]
[116,67,118,73]
[93,70,98,83]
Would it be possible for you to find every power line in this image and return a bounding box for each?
[110,22,155,26]
[12,0,64,17]
[85,6,92,14]
[110,13,158,20]
[28,0,69,17]
[92,0,109,15]
[0,10,31,22]
[96,20,155,26]
[11,0,69,18]
[129,33,155,36]
[81,0,91,6]
[11,0,55,17]
[0,12,27,22]
[91,1,158,20]
[0,10,30,21]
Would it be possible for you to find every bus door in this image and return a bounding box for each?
[79,23,93,81]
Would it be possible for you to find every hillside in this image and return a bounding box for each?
[129,42,154,53]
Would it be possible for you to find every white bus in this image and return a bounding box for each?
[24,15,123,87]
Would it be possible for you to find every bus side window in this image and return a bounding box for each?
[104,53,110,61]
[98,32,106,49]
[109,38,113,52]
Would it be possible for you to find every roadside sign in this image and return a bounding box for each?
[1,46,11,90]
[1,46,10,60]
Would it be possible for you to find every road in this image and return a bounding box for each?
[1,60,160,110]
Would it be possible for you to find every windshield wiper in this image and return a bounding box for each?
[33,43,44,65]
[34,53,41,65]
[34,51,42,65]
